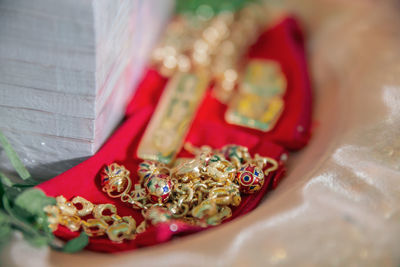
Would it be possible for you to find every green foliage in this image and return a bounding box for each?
[0,211,12,247]
[14,189,56,217]
[61,232,89,253]
[0,132,31,180]
[0,130,88,253]
[175,0,259,14]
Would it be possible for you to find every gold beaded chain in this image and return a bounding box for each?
[152,2,272,102]
[44,144,278,243]
[44,196,145,243]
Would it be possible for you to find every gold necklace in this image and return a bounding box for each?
[45,144,278,243]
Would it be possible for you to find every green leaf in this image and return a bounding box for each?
[0,172,13,187]
[13,189,56,239]
[12,176,41,189]
[35,213,54,240]
[0,159,58,250]
[61,232,89,253]
[2,194,53,248]
[0,211,12,247]
[0,132,88,252]
[0,131,31,180]
[175,0,258,14]
[14,188,56,218]
[0,175,5,200]
[0,172,22,200]
[12,183,39,188]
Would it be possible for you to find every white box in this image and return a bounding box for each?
[0,0,174,180]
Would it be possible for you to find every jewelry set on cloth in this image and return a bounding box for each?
[44,2,285,243]
[45,144,278,243]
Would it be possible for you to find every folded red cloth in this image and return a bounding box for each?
[37,16,311,253]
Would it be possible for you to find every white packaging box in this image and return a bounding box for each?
[0,0,174,180]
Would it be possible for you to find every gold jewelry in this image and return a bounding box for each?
[44,196,140,243]
[152,3,271,102]
[44,145,279,242]
[137,71,209,164]
[138,3,274,164]
[225,60,287,132]
[106,144,278,228]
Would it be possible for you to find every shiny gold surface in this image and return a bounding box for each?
[2,0,400,266]
[44,196,137,242]
[225,60,287,131]
[105,145,276,229]
[137,71,209,164]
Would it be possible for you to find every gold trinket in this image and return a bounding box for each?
[45,144,280,243]
[44,196,139,242]
[137,71,209,164]
[226,60,287,131]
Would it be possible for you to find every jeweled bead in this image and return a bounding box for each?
[138,160,169,184]
[235,164,264,194]
[101,163,129,187]
[144,174,173,203]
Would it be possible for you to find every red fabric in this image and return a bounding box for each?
[186,17,312,150]
[37,16,311,253]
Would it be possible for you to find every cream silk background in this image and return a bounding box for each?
[2,0,400,266]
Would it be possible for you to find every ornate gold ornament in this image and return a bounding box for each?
[45,144,279,242]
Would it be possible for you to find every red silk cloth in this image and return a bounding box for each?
[37,17,312,253]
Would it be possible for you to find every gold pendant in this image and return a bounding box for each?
[225,60,286,132]
[137,71,209,164]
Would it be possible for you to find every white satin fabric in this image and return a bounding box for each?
[2,0,400,266]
